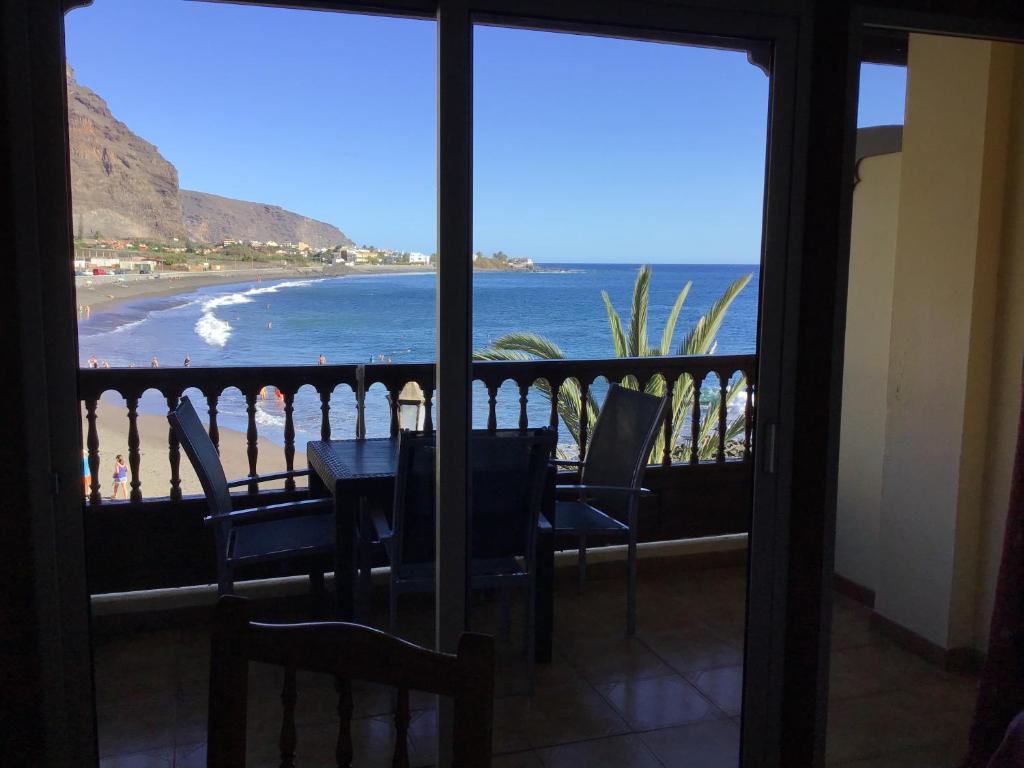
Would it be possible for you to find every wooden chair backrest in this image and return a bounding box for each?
[207,596,495,767]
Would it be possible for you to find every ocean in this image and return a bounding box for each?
[78,263,760,447]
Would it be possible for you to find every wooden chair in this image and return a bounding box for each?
[553,384,667,635]
[169,396,334,596]
[208,595,495,767]
[373,429,554,666]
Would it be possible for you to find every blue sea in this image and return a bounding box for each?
[78,263,759,447]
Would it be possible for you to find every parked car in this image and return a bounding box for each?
[92,268,109,276]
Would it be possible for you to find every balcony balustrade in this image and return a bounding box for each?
[78,354,756,593]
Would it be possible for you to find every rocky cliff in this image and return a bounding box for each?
[67,63,351,247]
[181,190,351,248]
[67,63,186,240]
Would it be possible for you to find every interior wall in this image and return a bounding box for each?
[975,45,1024,650]
[873,34,1011,649]
[837,35,1024,653]
[835,152,901,593]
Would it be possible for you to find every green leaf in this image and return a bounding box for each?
[659,281,691,355]
[627,266,650,357]
[601,291,628,359]
[679,273,752,356]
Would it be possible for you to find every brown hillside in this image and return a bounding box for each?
[67,63,186,240]
[181,190,351,249]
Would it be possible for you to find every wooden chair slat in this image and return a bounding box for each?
[391,687,410,768]
[207,597,494,768]
[336,676,353,768]
[279,665,297,768]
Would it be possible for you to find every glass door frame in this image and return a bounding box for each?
[19,0,861,765]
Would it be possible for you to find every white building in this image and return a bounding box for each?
[408,251,430,265]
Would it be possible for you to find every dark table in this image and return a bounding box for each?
[306,436,555,663]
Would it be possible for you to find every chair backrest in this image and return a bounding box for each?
[168,395,233,520]
[580,384,667,519]
[392,429,555,569]
[207,595,494,768]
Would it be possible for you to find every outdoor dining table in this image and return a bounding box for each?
[306,436,555,663]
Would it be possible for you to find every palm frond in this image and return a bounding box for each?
[627,266,650,357]
[679,273,752,356]
[659,281,692,355]
[601,291,629,359]
[478,332,566,360]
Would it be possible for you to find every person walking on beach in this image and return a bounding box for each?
[183,354,191,367]
[110,454,128,500]
[88,354,98,368]
[150,356,159,368]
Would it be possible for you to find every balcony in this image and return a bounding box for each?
[78,354,755,594]
[80,354,978,766]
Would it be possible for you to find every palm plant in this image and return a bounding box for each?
[474,266,752,462]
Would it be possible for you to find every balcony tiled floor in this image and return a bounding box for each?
[93,563,978,766]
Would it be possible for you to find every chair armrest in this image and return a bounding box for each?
[555,484,651,497]
[370,507,393,542]
[225,469,310,488]
[205,496,333,525]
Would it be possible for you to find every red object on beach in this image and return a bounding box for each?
[92,268,109,275]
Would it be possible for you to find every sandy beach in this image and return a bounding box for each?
[74,262,435,315]
[85,399,306,500]
[76,263,435,499]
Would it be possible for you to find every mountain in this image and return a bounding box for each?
[67,63,186,240]
[66,63,352,247]
[181,190,351,249]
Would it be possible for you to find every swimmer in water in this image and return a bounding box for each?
[318,354,326,365]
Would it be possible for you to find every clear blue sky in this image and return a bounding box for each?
[65,1,906,263]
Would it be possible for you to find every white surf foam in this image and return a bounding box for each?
[195,312,232,347]
[255,407,286,428]
[192,279,323,348]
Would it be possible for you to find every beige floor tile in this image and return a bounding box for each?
[537,733,662,767]
[96,692,177,758]
[827,739,965,767]
[98,748,174,767]
[493,749,546,767]
[90,570,978,768]
[640,719,741,768]
[560,634,675,685]
[690,666,743,717]
[601,675,719,731]
[514,680,630,748]
[638,626,743,675]
[825,688,967,765]
[829,641,955,701]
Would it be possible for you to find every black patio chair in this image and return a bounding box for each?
[553,383,667,635]
[372,428,555,670]
[169,395,334,597]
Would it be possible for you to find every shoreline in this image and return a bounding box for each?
[74,263,436,316]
